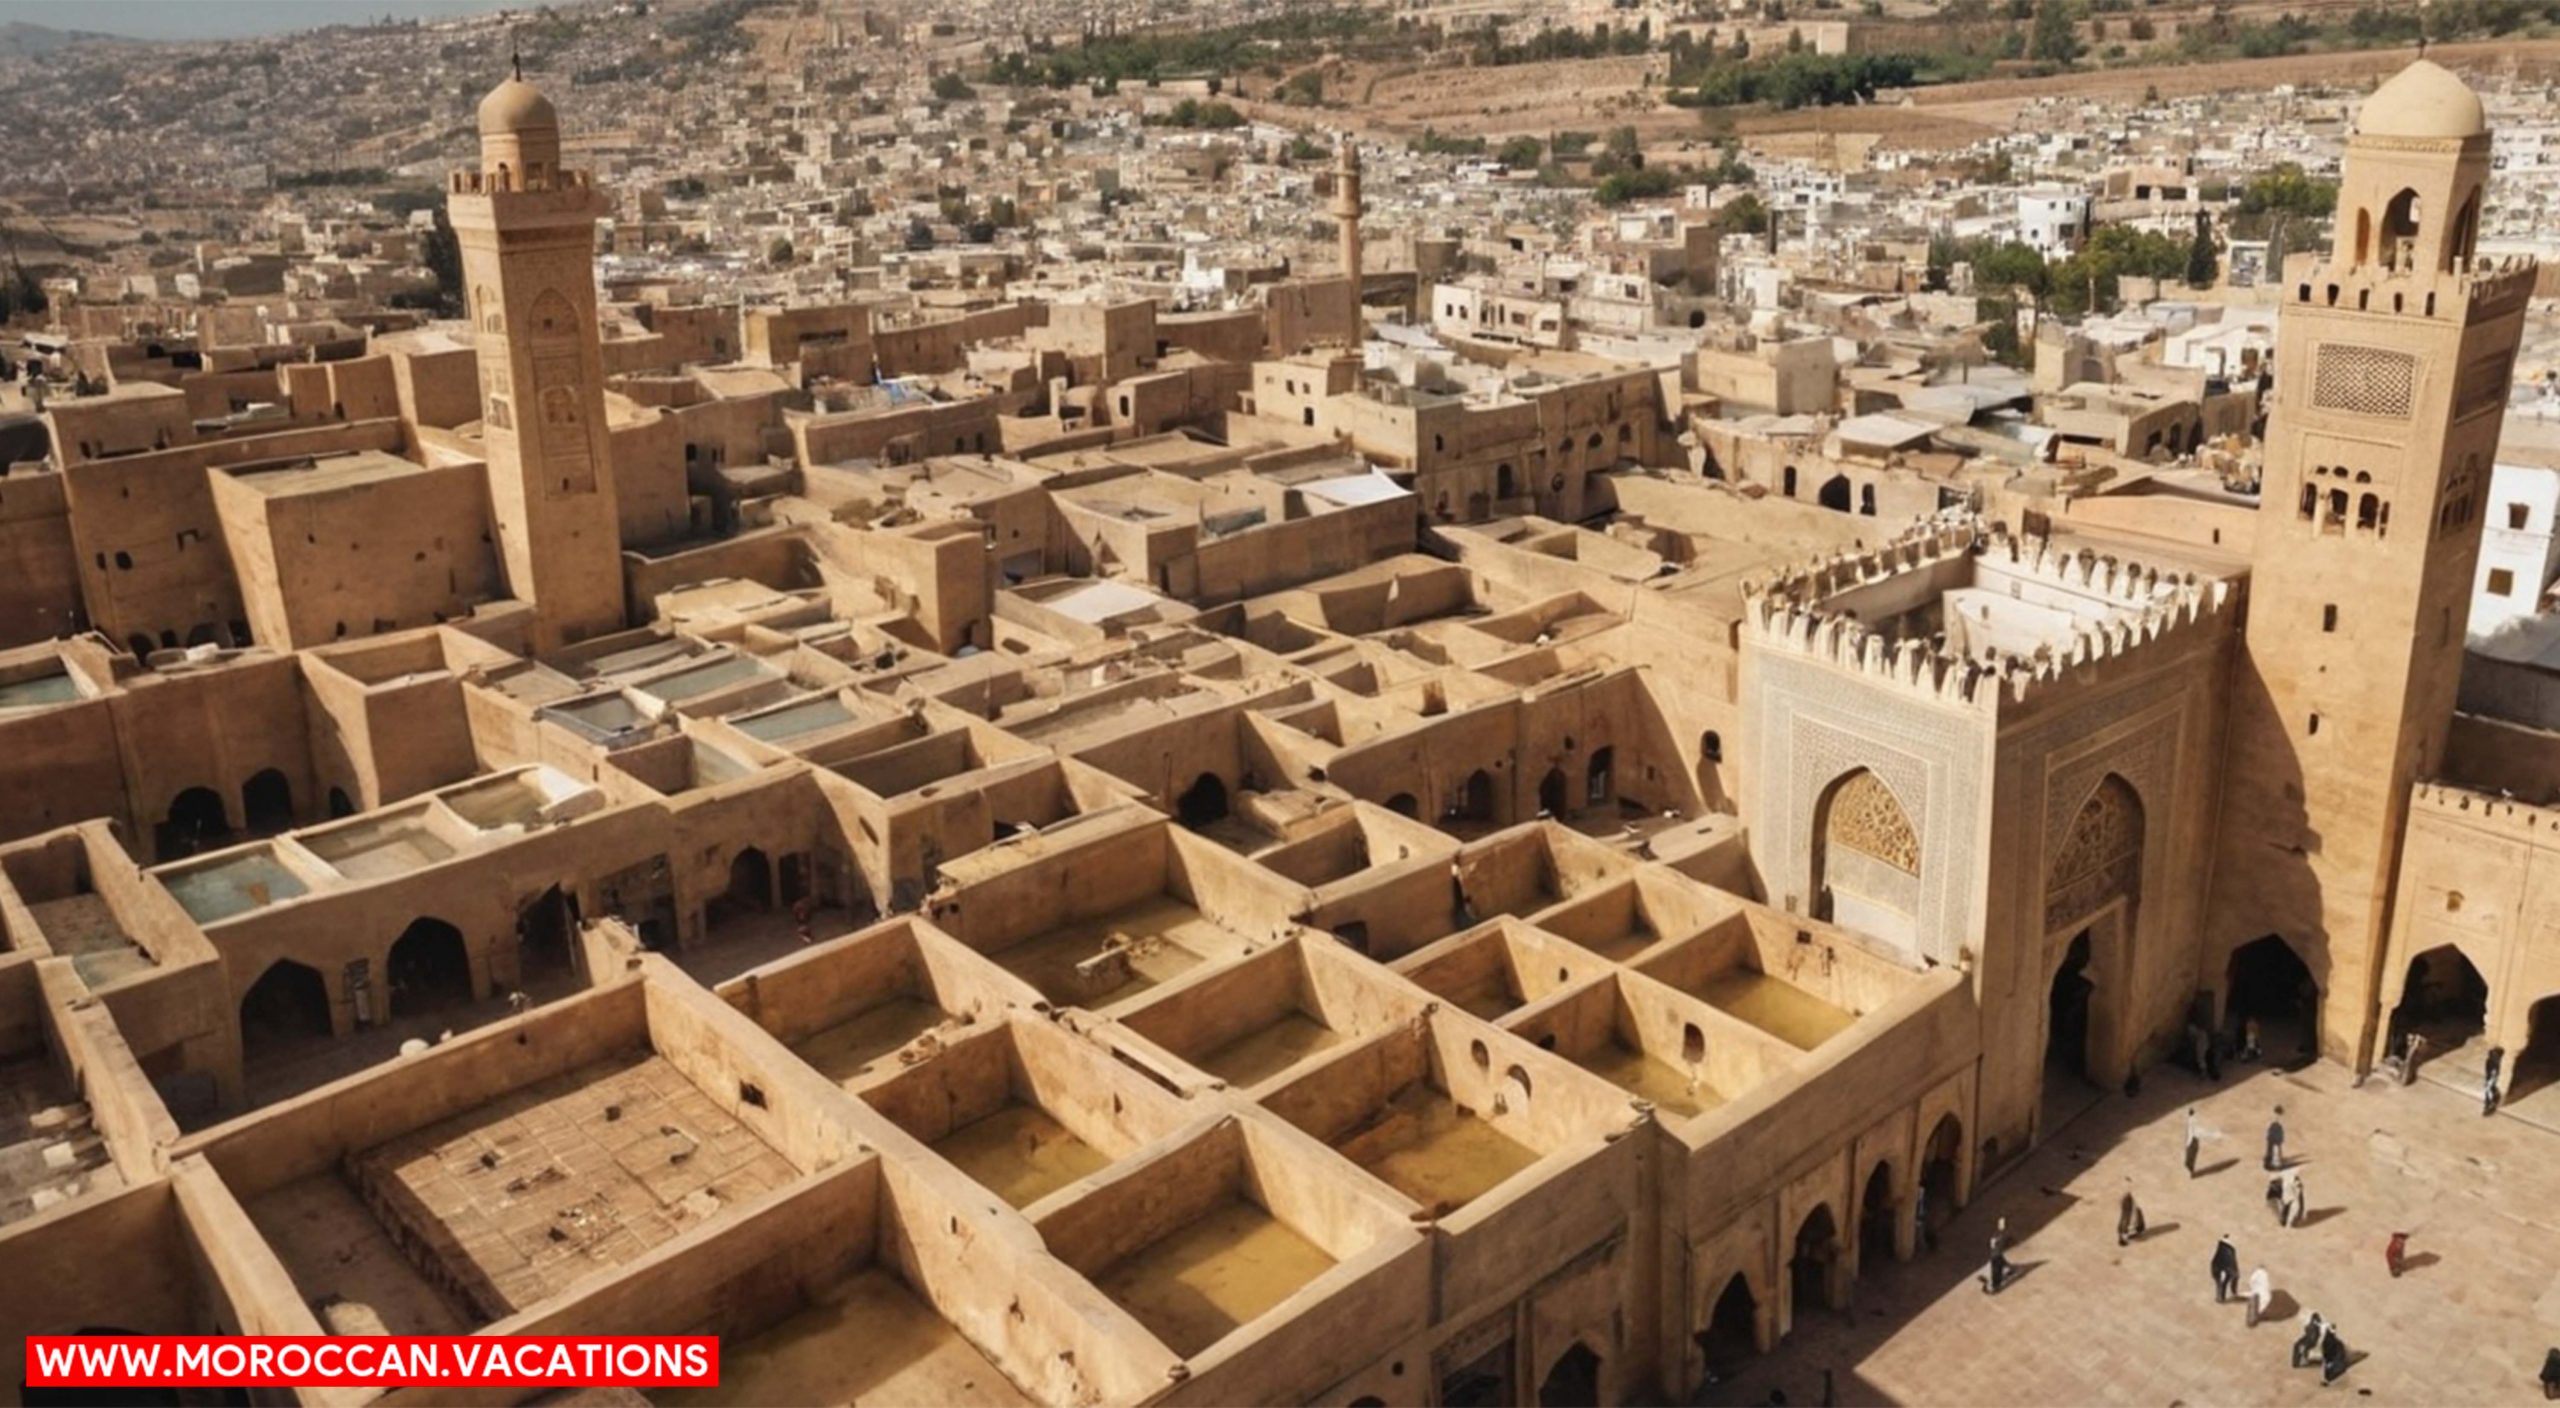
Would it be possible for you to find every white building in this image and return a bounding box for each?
[2471,459,2560,636]
[2016,188,2093,257]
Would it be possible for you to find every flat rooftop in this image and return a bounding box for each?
[224,449,439,497]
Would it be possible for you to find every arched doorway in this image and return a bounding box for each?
[1817,474,1851,512]
[1385,792,1419,819]
[1584,746,1613,806]
[1447,769,1497,827]
[2047,929,2095,1084]
[241,769,293,834]
[517,886,578,988]
[239,959,331,1063]
[1538,767,1567,817]
[1921,1112,1963,1229]
[2512,996,2560,1105]
[1697,1272,1758,1379]
[2227,934,2318,1063]
[2042,774,2143,1088]
[1858,1159,1898,1265]
[1535,1343,1601,1408]
[1176,772,1229,830]
[327,786,357,819]
[1788,1204,1842,1322]
[710,847,773,929]
[155,787,232,860]
[2389,945,2489,1069]
[387,918,474,1020]
[1810,769,1920,948]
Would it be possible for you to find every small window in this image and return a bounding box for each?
[2510,502,2531,530]
[2321,604,2338,633]
[2307,712,2321,736]
[2489,568,2516,597]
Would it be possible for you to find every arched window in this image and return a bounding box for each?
[2381,188,2421,271]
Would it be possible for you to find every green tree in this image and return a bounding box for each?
[2236,162,2337,218]
[1972,240,2050,297]
[420,207,463,316]
[1715,192,1770,235]
[2030,0,2084,66]
[1596,166,1679,205]
[1498,135,1545,169]
[2185,212,2218,288]
[767,236,795,265]
[1979,294,2027,367]
[931,70,975,100]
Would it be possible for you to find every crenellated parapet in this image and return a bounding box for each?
[2287,253,2537,321]
[449,167,596,197]
[2409,779,2560,840]
[1741,514,2237,713]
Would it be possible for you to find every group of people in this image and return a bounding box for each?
[2381,1030,2511,1118]
[2103,1106,2356,1384]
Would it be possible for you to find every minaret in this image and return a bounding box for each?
[446,71,626,652]
[1332,134,1364,341]
[2204,59,2533,1065]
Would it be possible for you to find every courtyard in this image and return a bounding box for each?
[1716,1056,2560,1406]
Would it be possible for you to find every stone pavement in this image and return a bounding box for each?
[1712,1057,2560,1406]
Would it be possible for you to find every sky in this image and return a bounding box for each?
[0,0,530,42]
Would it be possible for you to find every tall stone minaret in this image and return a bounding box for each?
[446,72,627,652]
[1332,134,1364,341]
[2204,59,2532,1066]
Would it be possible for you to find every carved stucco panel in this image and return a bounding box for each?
[1754,652,1986,968]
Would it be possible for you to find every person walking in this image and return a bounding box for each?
[2185,1107,2203,1178]
[2386,1231,2409,1279]
[2539,1345,2560,1400]
[2320,1320,2349,1386]
[2281,1166,2306,1228]
[2210,1234,2240,1303]
[2264,1107,2287,1171]
[2485,1046,2507,1117]
[2117,1182,2146,1246]
[2401,1031,2428,1086]
[2294,1312,2328,1369]
[1982,1217,2013,1295]
[2242,1016,2264,1062]
[2247,1265,2272,1328]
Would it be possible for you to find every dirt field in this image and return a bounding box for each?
[1297,36,2560,159]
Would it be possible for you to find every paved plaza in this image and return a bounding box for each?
[1717,1057,2560,1406]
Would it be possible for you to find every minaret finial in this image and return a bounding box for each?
[511,29,523,81]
